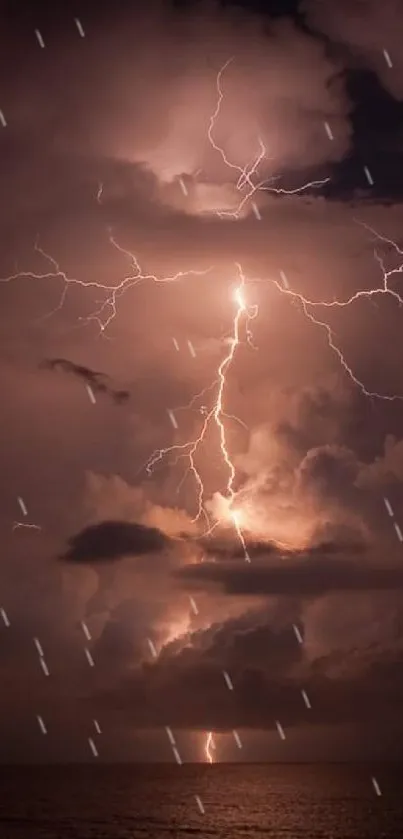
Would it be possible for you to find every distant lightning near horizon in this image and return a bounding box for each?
[205,731,215,764]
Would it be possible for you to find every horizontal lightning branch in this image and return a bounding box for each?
[266,219,403,401]
[0,234,213,337]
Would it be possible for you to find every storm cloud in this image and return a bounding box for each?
[176,554,403,597]
[61,520,172,563]
[1,0,403,763]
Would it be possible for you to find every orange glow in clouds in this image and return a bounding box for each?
[159,613,193,653]
[210,487,314,552]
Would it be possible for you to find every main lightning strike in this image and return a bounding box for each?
[143,263,255,558]
[142,58,332,546]
[142,58,331,544]
[143,59,403,555]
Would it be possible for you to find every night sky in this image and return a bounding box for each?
[1,0,403,764]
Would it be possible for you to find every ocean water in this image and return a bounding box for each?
[0,763,402,838]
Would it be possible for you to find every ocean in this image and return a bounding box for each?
[0,763,402,838]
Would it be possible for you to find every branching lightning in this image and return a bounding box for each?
[141,59,338,550]
[267,219,403,401]
[2,50,402,781]
[143,59,403,555]
[0,234,213,337]
[143,262,256,558]
[208,58,330,219]
[3,56,403,571]
[207,63,403,402]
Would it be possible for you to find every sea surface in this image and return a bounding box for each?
[0,763,402,838]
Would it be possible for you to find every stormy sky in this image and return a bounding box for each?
[1,0,403,763]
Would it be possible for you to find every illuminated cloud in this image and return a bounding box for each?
[4,3,352,220]
[90,593,403,740]
[0,0,403,762]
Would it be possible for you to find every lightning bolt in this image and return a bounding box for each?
[12,522,41,532]
[210,61,403,403]
[205,731,215,763]
[143,263,256,559]
[4,54,401,572]
[142,58,331,551]
[207,58,330,219]
[3,48,399,781]
[265,219,403,401]
[0,233,213,337]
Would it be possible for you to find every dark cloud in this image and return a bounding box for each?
[198,534,281,560]
[199,534,366,561]
[303,0,403,101]
[175,554,403,597]
[40,358,130,404]
[91,602,403,735]
[356,433,403,488]
[296,444,359,494]
[91,599,148,672]
[61,520,171,563]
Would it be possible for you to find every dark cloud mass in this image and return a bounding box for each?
[1,0,403,763]
[41,358,130,404]
[61,520,171,563]
[176,554,403,597]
